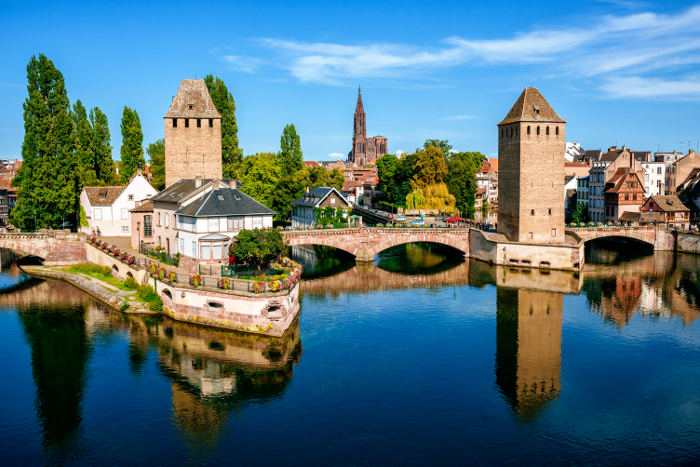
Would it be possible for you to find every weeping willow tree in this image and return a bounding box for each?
[406,183,456,213]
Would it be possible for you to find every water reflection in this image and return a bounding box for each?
[496,287,562,420]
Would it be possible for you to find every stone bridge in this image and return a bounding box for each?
[0,232,87,264]
[283,228,471,261]
[566,226,675,250]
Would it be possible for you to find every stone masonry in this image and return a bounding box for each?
[498,87,566,244]
[164,79,222,187]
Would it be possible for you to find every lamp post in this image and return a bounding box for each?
[137,220,141,252]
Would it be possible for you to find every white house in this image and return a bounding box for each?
[641,160,666,197]
[291,187,351,228]
[80,172,158,236]
[147,178,274,263]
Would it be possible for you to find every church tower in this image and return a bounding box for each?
[350,87,366,165]
[497,87,565,244]
[164,79,222,187]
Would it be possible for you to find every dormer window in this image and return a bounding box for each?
[533,105,540,115]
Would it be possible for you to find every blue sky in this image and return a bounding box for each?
[2,0,700,161]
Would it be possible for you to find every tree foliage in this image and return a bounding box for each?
[230,228,287,273]
[412,146,448,189]
[119,106,144,183]
[90,107,117,184]
[204,74,242,177]
[572,203,589,224]
[71,101,117,187]
[422,139,452,157]
[445,151,484,219]
[12,54,79,230]
[406,183,456,213]
[278,123,303,174]
[146,139,165,190]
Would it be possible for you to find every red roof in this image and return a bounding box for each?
[487,158,498,172]
[303,161,320,167]
[565,162,589,167]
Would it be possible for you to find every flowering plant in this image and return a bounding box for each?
[120,252,128,261]
[89,236,97,245]
[101,242,108,250]
[127,255,135,265]
[158,267,167,280]
[112,248,120,257]
[168,271,177,283]
[218,277,231,289]
[148,263,158,276]
[268,279,282,292]
[189,274,202,287]
[252,281,265,293]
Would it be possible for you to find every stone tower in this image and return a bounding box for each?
[164,79,222,187]
[497,87,565,244]
[348,87,388,166]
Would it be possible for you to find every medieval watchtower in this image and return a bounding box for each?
[497,87,565,244]
[164,79,222,187]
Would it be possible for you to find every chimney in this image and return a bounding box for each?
[195,176,202,188]
[212,179,219,189]
[306,186,310,193]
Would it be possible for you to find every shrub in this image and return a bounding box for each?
[124,276,139,289]
[148,263,158,276]
[189,274,202,287]
[168,271,177,283]
[252,281,265,293]
[120,300,129,312]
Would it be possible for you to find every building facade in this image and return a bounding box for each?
[668,150,700,195]
[348,88,388,167]
[577,175,589,210]
[164,79,222,187]
[291,187,351,228]
[80,172,158,236]
[603,167,645,223]
[497,87,566,244]
[640,195,690,228]
[588,147,646,223]
[641,160,666,196]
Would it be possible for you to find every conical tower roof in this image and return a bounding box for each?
[498,87,565,126]
[355,86,364,113]
[164,79,221,119]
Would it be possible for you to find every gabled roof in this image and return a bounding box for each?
[175,187,275,217]
[643,195,690,212]
[292,187,350,208]
[84,186,125,206]
[164,79,221,119]
[150,178,239,204]
[498,87,565,126]
[130,199,154,213]
[488,158,498,172]
[604,167,644,193]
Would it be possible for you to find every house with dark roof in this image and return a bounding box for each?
[79,171,158,236]
[147,177,273,265]
[291,187,350,228]
[603,167,645,223]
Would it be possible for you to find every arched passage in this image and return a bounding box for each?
[375,241,466,275]
[584,235,654,265]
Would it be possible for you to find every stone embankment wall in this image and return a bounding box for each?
[0,232,87,265]
[677,232,700,254]
[85,243,299,336]
[22,267,125,310]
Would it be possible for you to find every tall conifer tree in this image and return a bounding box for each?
[12,54,78,230]
[119,106,144,183]
[72,100,97,186]
[204,75,243,177]
[90,107,117,184]
[278,123,303,174]
[146,139,165,190]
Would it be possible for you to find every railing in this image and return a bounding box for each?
[139,243,180,266]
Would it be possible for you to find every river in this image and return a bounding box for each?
[0,241,699,464]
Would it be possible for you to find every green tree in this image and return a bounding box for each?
[230,228,287,274]
[278,123,303,174]
[12,54,79,230]
[147,139,165,190]
[422,139,452,157]
[90,107,117,184]
[234,153,282,208]
[204,74,243,177]
[412,146,448,189]
[376,153,398,198]
[572,203,589,224]
[119,106,144,183]
[72,100,97,186]
[446,151,484,219]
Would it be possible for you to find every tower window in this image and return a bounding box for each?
[546,126,550,135]
[172,118,177,128]
[209,119,213,128]
[531,209,535,215]
[527,126,531,135]
[537,126,540,135]
[197,118,201,128]
[185,119,189,128]
[555,126,559,136]
[548,208,552,215]
[188,104,194,110]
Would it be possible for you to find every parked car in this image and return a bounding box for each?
[410,218,425,226]
[436,216,445,222]
[396,215,407,221]
[445,216,462,223]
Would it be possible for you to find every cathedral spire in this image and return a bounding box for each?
[355,86,364,113]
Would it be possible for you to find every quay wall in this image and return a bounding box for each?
[677,232,700,254]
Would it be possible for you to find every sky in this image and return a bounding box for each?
[2,0,700,161]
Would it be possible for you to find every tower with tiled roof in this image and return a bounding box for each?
[164,79,222,187]
[497,87,566,244]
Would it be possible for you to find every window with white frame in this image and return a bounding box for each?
[208,217,218,232]
[165,214,169,228]
[227,216,244,231]
[252,216,263,229]
[192,241,197,258]
[93,208,102,220]
[121,225,129,233]
[201,243,211,260]
[179,238,184,253]
[128,194,134,201]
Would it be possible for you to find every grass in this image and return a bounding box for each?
[135,285,163,312]
[63,264,133,291]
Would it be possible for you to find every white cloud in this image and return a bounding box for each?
[223,55,262,73]
[601,76,700,98]
[327,152,345,159]
[251,5,700,98]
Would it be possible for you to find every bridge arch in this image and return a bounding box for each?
[575,230,656,247]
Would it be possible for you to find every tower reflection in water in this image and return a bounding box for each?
[122,314,301,448]
[495,287,562,420]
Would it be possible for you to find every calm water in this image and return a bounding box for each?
[1,242,699,465]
